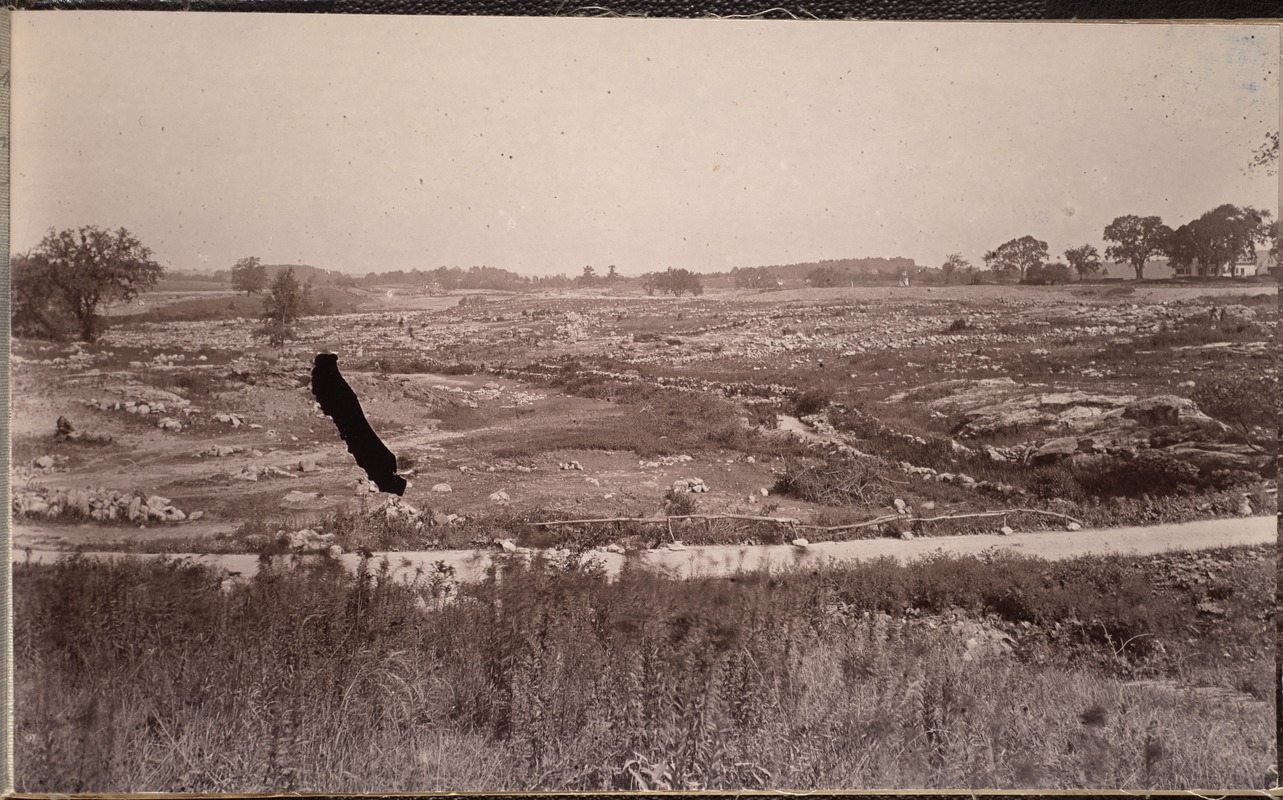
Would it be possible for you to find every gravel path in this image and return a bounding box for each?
[13,514,1275,583]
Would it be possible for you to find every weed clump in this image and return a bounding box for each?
[772,456,882,507]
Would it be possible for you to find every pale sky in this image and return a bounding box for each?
[12,14,1281,275]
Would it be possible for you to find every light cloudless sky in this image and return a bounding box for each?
[12,14,1281,275]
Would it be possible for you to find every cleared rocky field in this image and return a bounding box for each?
[12,281,1277,556]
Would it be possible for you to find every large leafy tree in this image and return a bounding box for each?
[1102,215,1171,280]
[17,226,164,342]
[231,256,267,295]
[983,236,1048,283]
[1163,205,1271,277]
[1064,244,1103,281]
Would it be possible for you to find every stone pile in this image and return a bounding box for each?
[672,477,709,493]
[12,487,200,523]
[374,496,423,524]
[276,528,341,553]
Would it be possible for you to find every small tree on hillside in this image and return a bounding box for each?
[19,225,164,342]
[579,265,596,284]
[231,256,267,295]
[1103,215,1170,280]
[983,236,1048,283]
[940,253,972,285]
[1064,244,1103,280]
[260,267,306,346]
[606,265,619,281]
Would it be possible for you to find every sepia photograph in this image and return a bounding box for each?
[9,12,1280,792]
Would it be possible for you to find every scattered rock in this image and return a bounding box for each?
[499,539,518,553]
[281,490,322,507]
[298,456,320,473]
[1066,522,1082,531]
[432,483,453,493]
[33,455,54,469]
[560,461,583,471]
[791,537,810,548]
[893,498,908,514]
[999,526,1014,536]
[489,490,511,503]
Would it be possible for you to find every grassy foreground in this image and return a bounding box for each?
[14,545,1274,792]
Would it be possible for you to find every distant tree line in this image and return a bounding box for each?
[970,203,1275,285]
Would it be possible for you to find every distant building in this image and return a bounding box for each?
[1172,250,1271,278]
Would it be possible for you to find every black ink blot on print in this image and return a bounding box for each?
[311,353,407,496]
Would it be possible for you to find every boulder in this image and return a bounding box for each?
[281,490,322,507]
[1031,437,1080,464]
[1123,395,1227,434]
[432,483,453,493]
[298,457,320,473]
[489,490,511,503]
[33,455,54,469]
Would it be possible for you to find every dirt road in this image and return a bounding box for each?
[14,515,1275,583]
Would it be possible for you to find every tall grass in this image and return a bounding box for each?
[14,545,1273,792]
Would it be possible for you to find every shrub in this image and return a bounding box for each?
[791,388,831,417]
